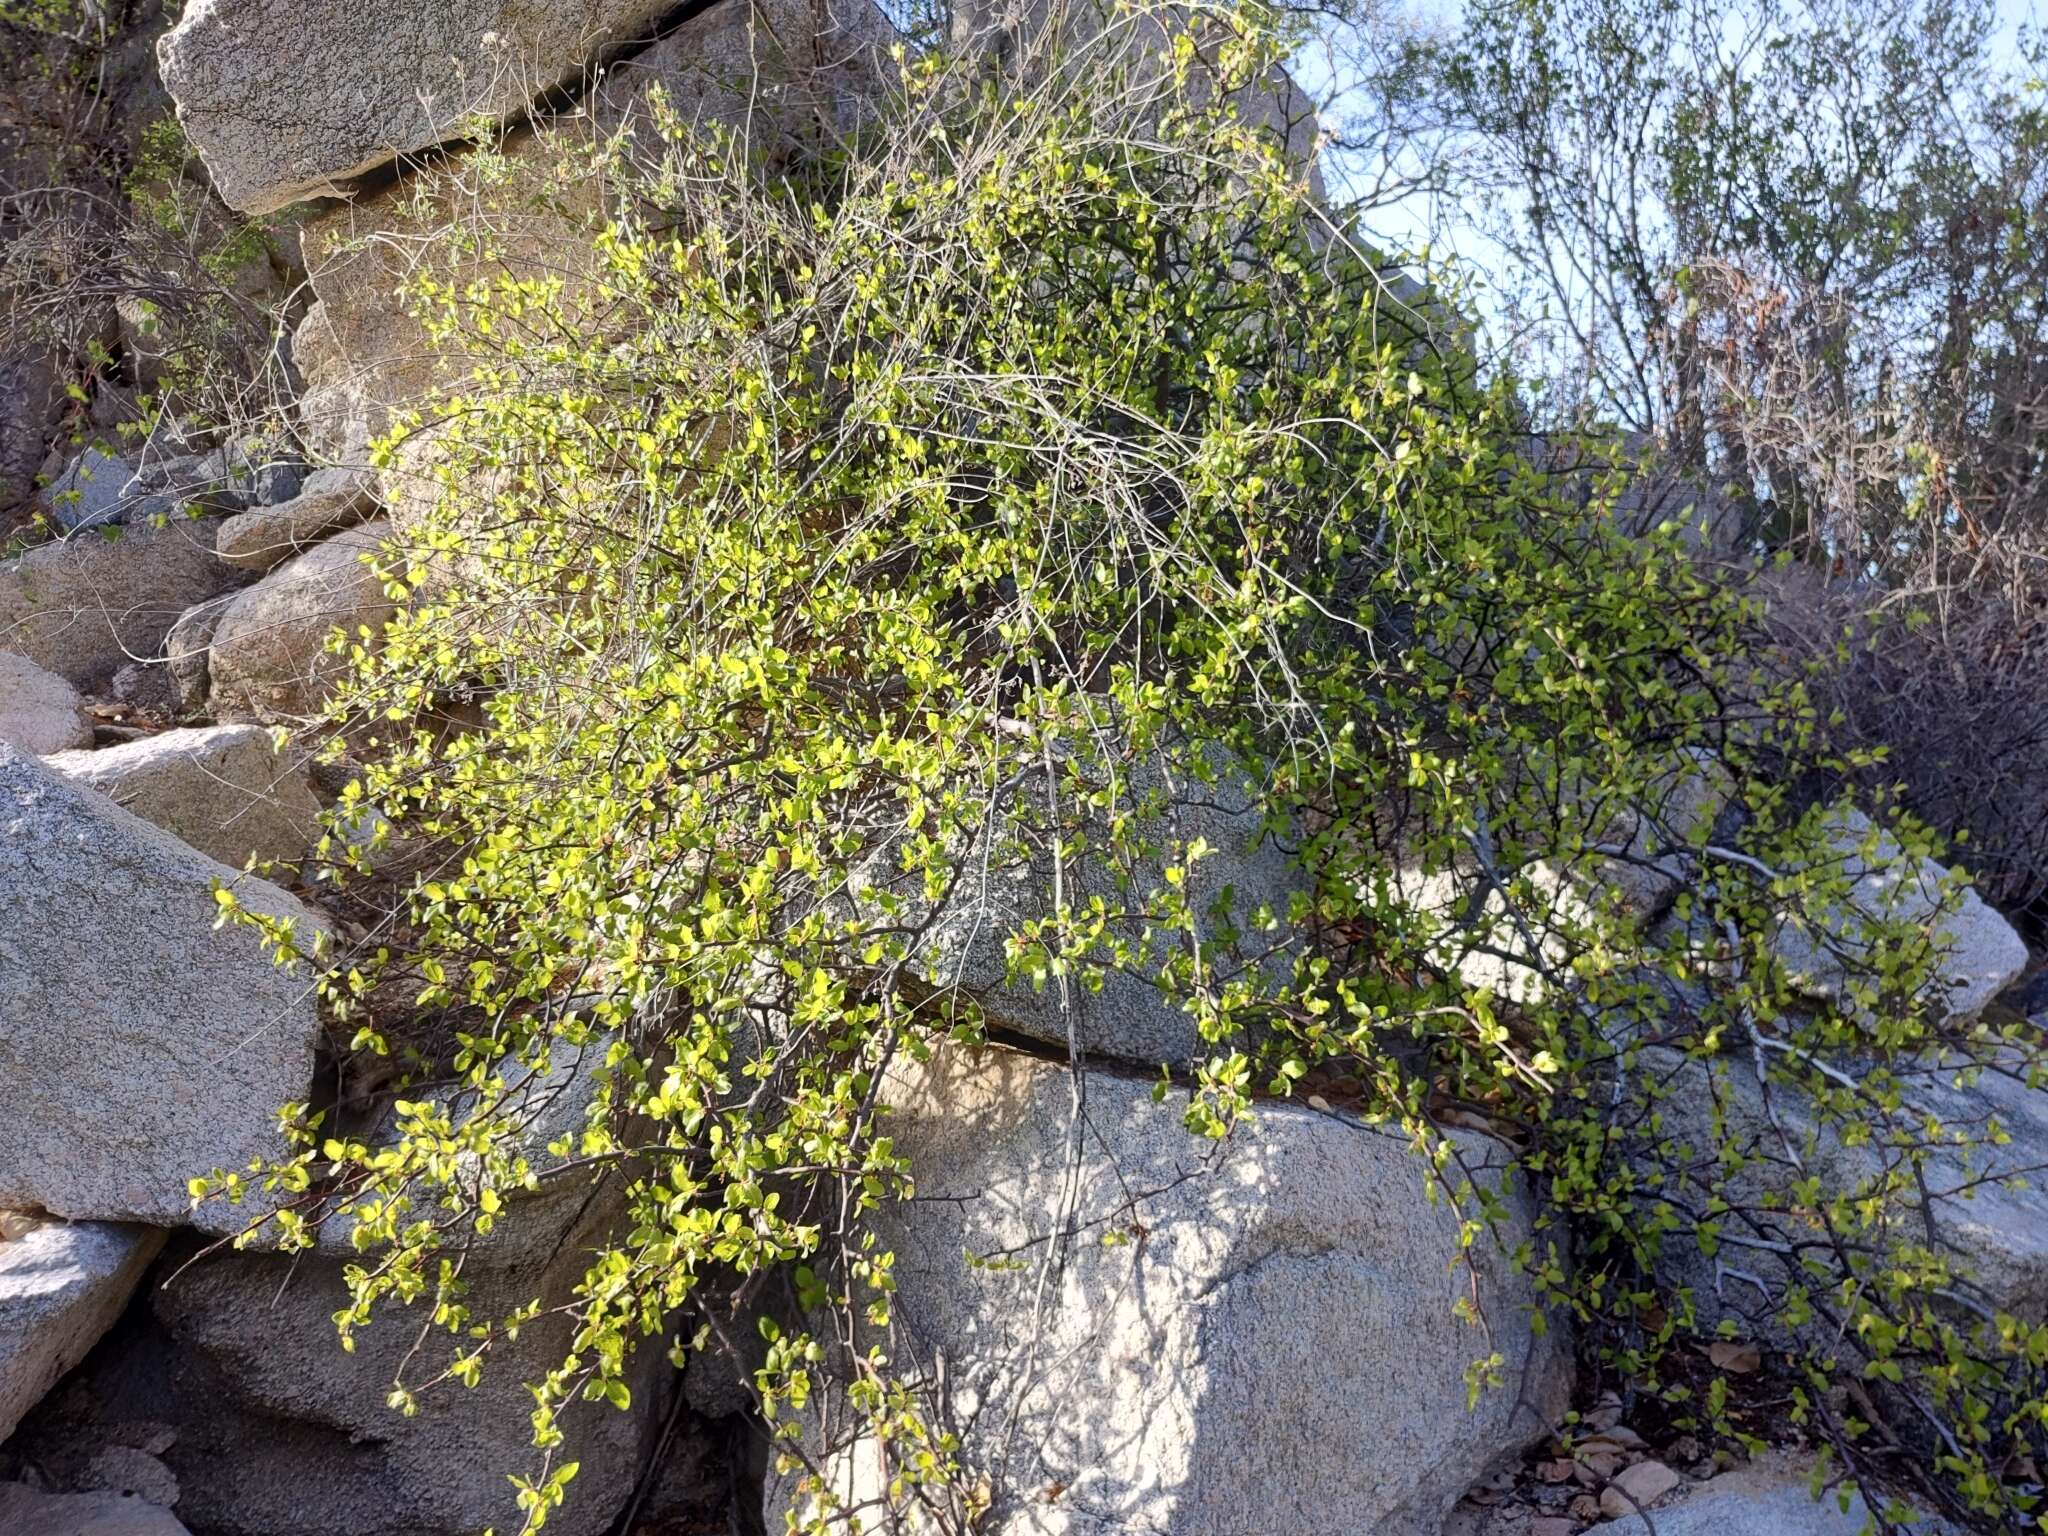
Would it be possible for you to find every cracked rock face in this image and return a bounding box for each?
[155,0,679,215]
[0,746,328,1231]
[772,1048,1572,1535]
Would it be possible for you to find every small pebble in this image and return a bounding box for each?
[1599,1459,1681,1520]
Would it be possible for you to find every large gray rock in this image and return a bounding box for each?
[1647,1045,2048,1331]
[213,469,375,571]
[45,723,321,870]
[0,1217,165,1443]
[0,1483,192,1536]
[206,521,396,720]
[0,746,328,1231]
[0,519,246,690]
[24,1221,667,1536]
[842,756,1302,1068]
[0,652,93,752]
[590,0,895,159]
[1770,807,2026,1025]
[296,139,590,469]
[157,0,676,214]
[772,1048,1571,1535]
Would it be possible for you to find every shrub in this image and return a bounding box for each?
[210,3,2047,1529]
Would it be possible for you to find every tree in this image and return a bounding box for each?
[1368,0,2048,908]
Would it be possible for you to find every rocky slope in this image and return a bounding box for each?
[1,3,2043,1535]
